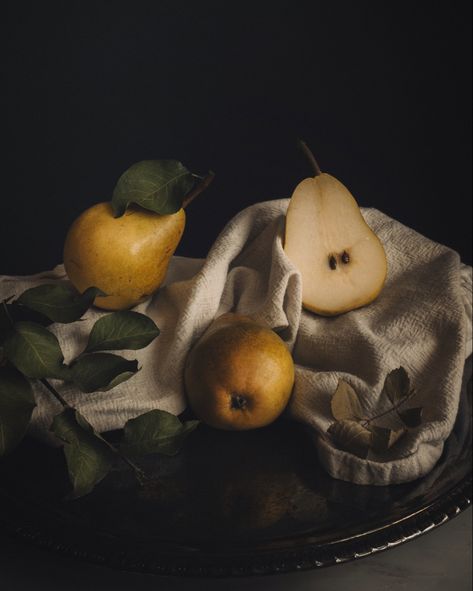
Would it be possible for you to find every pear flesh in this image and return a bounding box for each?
[284,173,387,316]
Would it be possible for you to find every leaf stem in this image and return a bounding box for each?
[103,438,149,485]
[40,375,148,484]
[299,140,322,176]
[41,377,148,484]
[361,389,417,427]
[182,170,215,209]
[40,378,72,408]
[119,453,149,485]
[1,301,14,326]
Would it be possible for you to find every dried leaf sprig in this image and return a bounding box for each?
[327,368,423,459]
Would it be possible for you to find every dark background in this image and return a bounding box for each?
[1,0,471,274]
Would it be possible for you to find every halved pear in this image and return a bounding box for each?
[284,173,387,316]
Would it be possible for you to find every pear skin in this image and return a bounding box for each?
[284,173,387,316]
[184,313,295,431]
[64,202,185,310]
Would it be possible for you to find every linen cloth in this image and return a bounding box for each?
[1,199,471,485]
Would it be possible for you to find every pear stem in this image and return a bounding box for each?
[299,140,322,176]
[182,170,216,209]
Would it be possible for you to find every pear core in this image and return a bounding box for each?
[284,173,387,316]
[63,202,185,310]
[184,314,295,431]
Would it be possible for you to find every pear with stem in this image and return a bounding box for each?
[64,172,214,310]
[284,143,387,316]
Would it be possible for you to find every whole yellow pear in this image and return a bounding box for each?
[184,313,295,430]
[63,202,185,310]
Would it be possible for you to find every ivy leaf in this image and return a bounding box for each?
[0,366,36,456]
[17,284,104,324]
[382,367,410,405]
[331,380,363,421]
[51,408,115,499]
[327,419,372,459]
[398,407,423,428]
[370,426,406,453]
[3,322,68,379]
[70,353,139,393]
[111,160,195,217]
[85,311,160,353]
[121,410,199,457]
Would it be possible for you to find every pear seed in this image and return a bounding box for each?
[328,255,338,270]
[341,251,350,264]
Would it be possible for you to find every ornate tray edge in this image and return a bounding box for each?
[1,473,471,578]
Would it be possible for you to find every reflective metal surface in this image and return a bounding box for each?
[0,361,470,577]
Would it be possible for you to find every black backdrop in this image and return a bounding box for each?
[1,0,471,275]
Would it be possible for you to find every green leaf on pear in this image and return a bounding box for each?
[51,408,115,498]
[330,380,364,421]
[111,160,195,217]
[85,311,160,353]
[327,419,372,459]
[382,367,411,405]
[17,284,105,324]
[3,322,68,379]
[69,353,139,393]
[0,366,36,456]
[121,409,199,457]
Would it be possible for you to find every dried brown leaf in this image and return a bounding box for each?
[382,367,410,405]
[370,426,407,453]
[331,380,363,421]
[327,419,372,459]
[398,407,423,428]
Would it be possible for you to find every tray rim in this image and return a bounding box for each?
[0,468,471,578]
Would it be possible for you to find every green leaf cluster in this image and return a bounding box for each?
[0,282,198,499]
[327,368,423,459]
